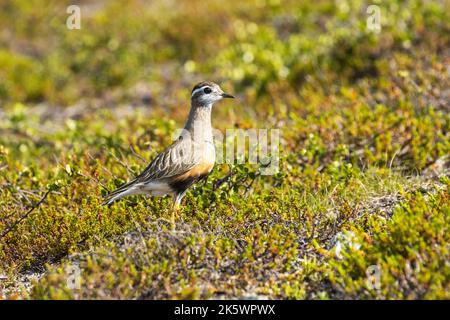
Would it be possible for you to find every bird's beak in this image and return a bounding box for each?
[221,92,235,99]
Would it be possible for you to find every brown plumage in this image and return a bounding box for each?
[103,81,234,211]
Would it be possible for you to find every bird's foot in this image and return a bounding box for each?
[158,216,174,229]
[158,210,177,230]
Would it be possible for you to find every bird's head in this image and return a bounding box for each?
[190,81,234,106]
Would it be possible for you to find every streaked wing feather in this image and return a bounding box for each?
[136,137,200,182]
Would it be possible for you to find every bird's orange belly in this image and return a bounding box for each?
[169,162,214,194]
[176,162,214,181]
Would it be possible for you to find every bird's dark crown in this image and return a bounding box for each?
[191,81,217,93]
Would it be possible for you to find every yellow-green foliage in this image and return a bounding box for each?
[0,0,449,299]
[327,183,450,299]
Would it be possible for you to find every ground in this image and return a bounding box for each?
[0,0,449,299]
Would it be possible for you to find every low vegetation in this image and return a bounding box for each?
[0,0,449,299]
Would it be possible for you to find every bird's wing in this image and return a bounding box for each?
[135,136,202,183]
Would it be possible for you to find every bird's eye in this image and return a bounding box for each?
[203,87,212,94]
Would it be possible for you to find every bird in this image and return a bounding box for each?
[103,81,234,221]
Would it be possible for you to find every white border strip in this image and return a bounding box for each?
[191,86,209,97]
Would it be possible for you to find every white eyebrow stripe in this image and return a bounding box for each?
[191,86,209,97]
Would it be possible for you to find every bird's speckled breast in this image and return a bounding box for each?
[169,141,215,194]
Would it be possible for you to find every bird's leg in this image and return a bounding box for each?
[201,174,209,186]
[170,195,179,228]
[170,191,185,229]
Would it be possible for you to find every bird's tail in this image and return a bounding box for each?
[102,179,140,206]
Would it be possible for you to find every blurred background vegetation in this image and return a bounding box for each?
[0,0,449,299]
